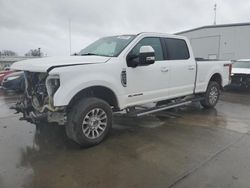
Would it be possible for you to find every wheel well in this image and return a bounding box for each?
[67,86,119,111]
[210,73,222,88]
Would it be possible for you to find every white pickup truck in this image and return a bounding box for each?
[12,33,232,147]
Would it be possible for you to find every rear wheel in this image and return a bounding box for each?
[66,97,112,147]
[200,81,220,109]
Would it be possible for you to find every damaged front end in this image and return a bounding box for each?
[12,71,66,125]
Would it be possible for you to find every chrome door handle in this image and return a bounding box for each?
[161,67,169,72]
[188,66,195,70]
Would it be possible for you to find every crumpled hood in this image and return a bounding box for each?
[232,68,250,75]
[11,56,111,72]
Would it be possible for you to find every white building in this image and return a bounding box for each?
[177,22,250,60]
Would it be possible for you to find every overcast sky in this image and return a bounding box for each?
[0,0,249,56]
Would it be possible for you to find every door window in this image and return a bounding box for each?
[130,37,164,61]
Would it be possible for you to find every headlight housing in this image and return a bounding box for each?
[46,75,60,98]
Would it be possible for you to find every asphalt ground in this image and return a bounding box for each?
[0,88,250,188]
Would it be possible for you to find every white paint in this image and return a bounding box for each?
[232,68,250,74]
[11,56,110,72]
[139,46,154,53]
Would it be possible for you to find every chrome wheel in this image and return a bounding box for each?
[82,108,107,139]
[209,86,219,105]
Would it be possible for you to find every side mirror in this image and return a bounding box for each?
[126,45,155,68]
[139,46,155,65]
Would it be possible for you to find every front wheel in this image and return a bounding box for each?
[66,97,112,147]
[200,81,221,109]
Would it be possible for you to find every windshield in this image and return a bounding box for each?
[80,35,136,57]
[233,61,250,68]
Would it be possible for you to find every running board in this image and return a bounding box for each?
[128,96,204,117]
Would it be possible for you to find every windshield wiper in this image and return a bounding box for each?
[81,53,114,57]
[81,53,98,56]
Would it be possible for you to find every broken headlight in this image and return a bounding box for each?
[46,75,60,106]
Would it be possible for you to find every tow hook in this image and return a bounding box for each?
[19,112,47,123]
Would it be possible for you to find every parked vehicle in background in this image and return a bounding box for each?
[230,59,250,88]
[0,69,15,85]
[11,33,232,147]
[3,66,11,71]
[3,66,10,71]
[1,71,25,92]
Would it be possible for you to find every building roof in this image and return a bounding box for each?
[176,22,250,35]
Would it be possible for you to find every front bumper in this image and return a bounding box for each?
[12,96,67,125]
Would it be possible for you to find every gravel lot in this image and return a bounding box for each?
[0,88,250,188]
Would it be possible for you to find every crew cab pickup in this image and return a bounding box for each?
[11,33,232,147]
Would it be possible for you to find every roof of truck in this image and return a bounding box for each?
[236,59,250,62]
[137,32,188,39]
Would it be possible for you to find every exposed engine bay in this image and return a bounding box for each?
[13,71,66,125]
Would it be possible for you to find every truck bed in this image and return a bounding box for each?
[195,60,231,93]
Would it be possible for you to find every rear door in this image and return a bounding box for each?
[163,38,196,98]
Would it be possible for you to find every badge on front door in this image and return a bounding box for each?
[121,69,127,87]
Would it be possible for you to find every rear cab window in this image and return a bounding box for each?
[164,38,190,60]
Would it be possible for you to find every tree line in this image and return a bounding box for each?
[0,48,44,57]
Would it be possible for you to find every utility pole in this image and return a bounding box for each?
[69,19,72,55]
[213,3,217,25]
[38,48,41,57]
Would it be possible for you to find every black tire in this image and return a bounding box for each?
[200,81,221,109]
[66,97,112,147]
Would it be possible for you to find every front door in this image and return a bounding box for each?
[124,37,170,107]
